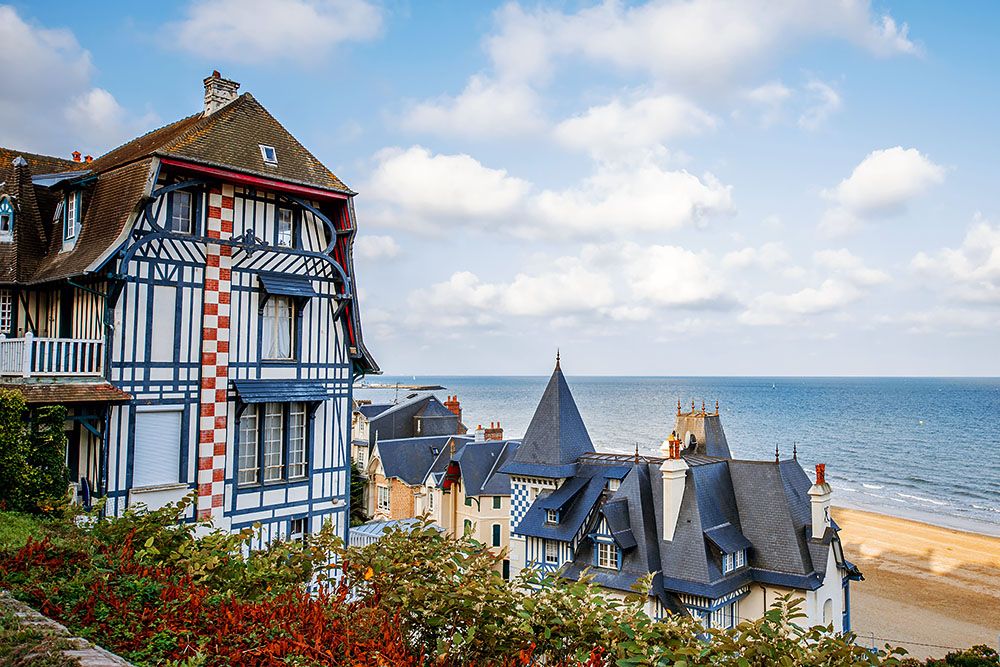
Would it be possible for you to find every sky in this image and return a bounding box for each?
[2,1,999,376]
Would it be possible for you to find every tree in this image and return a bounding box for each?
[0,390,69,514]
[349,459,368,527]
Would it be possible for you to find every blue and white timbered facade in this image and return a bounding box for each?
[0,73,377,546]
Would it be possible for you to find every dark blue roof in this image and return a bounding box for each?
[258,272,318,299]
[377,435,469,486]
[233,379,329,403]
[515,471,606,540]
[536,475,588,510]
[454,440,519,497]
[358,403,392,420]
[704,523,752,554]
[601,498,637,550]
[502,361,594,478]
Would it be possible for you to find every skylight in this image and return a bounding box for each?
[259,144,278,165]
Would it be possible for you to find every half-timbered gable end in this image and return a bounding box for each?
[0,72,377,545]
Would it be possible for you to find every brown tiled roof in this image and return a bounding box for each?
[29,158,154,283]
[0,382,132,404]
[0,148,77,181]
[88,94,351,193]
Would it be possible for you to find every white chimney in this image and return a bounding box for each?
[203,71,240,116]
[808,463,832,540]
[474,424,485,443]
[660,433,688,542]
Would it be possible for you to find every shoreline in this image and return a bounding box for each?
[834,501,1000,539]
[831,506,1000,660]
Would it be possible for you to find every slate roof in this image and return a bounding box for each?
[357,403,393,420]
[453,439,520,497]
[502,360,594,478]
[368,394,461,447]
[376,435,469,486]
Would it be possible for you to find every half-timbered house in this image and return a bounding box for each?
[0,72,377,544]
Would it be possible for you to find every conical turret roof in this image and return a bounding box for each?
[502,356,594,478]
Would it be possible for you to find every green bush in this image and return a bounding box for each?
[0,390,69,514]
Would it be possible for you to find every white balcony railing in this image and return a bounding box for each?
[0,333,104,378]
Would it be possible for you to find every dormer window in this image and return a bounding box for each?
[595,541,620,570]
[607,478,621,492]
[0,196,13,242]
[64,191,81,242]
[169,190,194,233]
[545,509,559,524]
[259,144,278,165]
[722,549,747,574]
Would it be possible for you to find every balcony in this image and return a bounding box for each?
[0,333,104,378]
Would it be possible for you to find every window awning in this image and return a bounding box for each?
[704,523,753,554]
[232,379,330,404]
[258,273,318,299]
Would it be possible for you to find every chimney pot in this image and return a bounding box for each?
[815,463,826,486]
[71,151,81,162]
[84,155,93,163]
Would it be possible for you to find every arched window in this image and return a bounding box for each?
[0,196,14,242]
[464,519,472,535]
[823,598,833,625]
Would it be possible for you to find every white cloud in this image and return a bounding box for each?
[912,217,1000,303]
[401,76,544,138]
[364,146,531,231]
[354,235,401,261]
[486,0,917,88]
[0,5,151,154]
[623,244,731,308]
[740,279,862,326]
[531,155,733,237]
[814,248,890,285]
[169,0,382,64]
[798,79,843,129]
[820,146,945,235]
[742,81,793,125]
[553,93,715,158]
[722,242,790,271]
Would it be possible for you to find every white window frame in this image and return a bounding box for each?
[287,403,307,479]
[261,296,295,360]
[289,517,307,543]
[0,197,12,241]
[259,144,278,165]
[0,289,12,334]
[377,484,390,512]
[238,410,259,486]
[427,489,435,513]
[262,403,284,482]
[608,478,621,491]
[723,549,746,574]
[277,207,294,247]
[169,190,194,234]
[544,539,558,564]
[597,541,618,569]
[546,509,559,524]
[64,191,80,241]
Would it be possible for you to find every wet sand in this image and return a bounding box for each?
[832,507,1000,660]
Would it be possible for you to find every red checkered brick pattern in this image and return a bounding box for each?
[197,184,235,520]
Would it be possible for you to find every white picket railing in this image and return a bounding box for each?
[0,333,104,378]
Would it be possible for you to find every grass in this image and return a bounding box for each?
[0,512,44,551]
[0,609,79,667]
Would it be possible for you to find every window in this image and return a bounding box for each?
[132,409,182,488]
[492,523,501,547]
[546,509,559,524]
[277,208,294,247]
[427,490,435,513]
[596,542,619,570]
[464,519,472,534]
[607,478,621,491]
[0,289,12,334]
[261,296,294,359]
[263,404,284,482]
[710,601,738,629]
[287,404,307,479]
[465,496,473,507]
[723,549,747,574]
[289,518,307,543]
[377,485,390,512]
[238,410,259,485]
[259,144,278,165]
[492,496,502,510]
[0,196,13,241]
[544,540,558,564]
[239,402,309,485]
[64,191,80,241]
[169,190,194,233]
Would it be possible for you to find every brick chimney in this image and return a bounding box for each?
[484,421,503,441]
[443,394,462,421]
[203,71,240,116]
[659,430,688,542]
[808,463,832,540]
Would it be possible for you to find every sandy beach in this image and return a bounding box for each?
[832,507,1000,660]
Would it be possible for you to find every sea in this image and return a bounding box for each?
[355,376,1000,537]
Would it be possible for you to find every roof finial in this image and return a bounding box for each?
[702,399,706,413]
[676,399,681,416]
[634,442,640,464]
[691,400,695,412]
[715,400,719,414]
[793,442,797,460]
[555,348,561,370]
[775,444,780,463]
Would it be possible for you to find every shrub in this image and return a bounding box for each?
[0,391,69,514]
